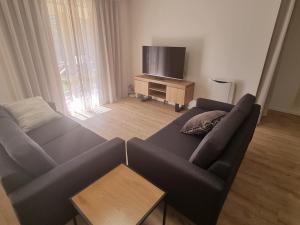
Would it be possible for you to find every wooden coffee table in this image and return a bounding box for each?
[71,164,167,225]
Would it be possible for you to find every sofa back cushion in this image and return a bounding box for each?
[0,105,14,120]
[0,117,57,178]
[0,144,33,193]
[208,104,261,181]
[189,94,256,168]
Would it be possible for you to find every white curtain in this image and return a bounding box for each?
[0,0,66,112]
[46,0,123,112]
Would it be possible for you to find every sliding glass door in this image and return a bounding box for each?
[47,0,100,113]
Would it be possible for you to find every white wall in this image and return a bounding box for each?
[128,0,281,103]
[269,0,300,115]
[256,0,295,116]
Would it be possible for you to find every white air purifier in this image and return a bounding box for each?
[209,78,235,104]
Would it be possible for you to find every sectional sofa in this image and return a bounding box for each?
[0,105,125,225]
[127,94,260,225]
[1,94,260,225]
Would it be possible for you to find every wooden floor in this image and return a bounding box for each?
[1,97,300,225]
[0,185,20,225]
[76,97,182,141]
[219,110,300,225]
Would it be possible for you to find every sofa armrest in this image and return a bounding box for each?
[196,98,234,112]
[9,138,125,225]
[127,137,225,225]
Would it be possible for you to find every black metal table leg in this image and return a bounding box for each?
[162,201,167,225]
[175,104,185,112]
[73,216,78,225]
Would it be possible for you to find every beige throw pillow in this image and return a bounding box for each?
[181,110,227,135]
[3,96,62,132]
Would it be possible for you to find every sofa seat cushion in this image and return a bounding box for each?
[27,116,79,146]
[147,107,206,160]
[42,126,107,164]
[189,94,256,168]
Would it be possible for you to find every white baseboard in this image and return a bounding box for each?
[269,106,300,116]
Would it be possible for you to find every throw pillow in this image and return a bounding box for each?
[189,94,256,168]
[181,110,227,135]
[3,96,62,132]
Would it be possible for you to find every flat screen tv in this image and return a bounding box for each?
[142,46,186,80]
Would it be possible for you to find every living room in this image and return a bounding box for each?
[0,0,299,225]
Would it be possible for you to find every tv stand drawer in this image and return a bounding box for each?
[166,87,185,105]
[134,80,149,96]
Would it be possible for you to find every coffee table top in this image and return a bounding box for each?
[71,164,165,225]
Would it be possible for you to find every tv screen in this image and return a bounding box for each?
[143,46,186,79]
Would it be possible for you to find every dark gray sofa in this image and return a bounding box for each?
[0,106,125,225]
[127,94,261,225]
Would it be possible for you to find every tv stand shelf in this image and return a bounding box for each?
[148,82,167,93]
[134,75,195,112]
[148,87,166,93]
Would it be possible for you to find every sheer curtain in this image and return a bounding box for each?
[46,0,123,113]
[0,0,66,111]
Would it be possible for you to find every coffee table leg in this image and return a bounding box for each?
[162,201,167,225]
[73,216,78,225]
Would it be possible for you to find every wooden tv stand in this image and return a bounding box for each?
[134,75,195,112]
